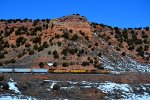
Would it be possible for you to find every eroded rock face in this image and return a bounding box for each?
[51,15,92,36]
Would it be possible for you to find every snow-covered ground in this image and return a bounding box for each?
[97,82,150,100]
[1,79,150,100]
[100,55,150,73]
[43,80,150,100]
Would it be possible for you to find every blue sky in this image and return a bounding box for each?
[0,0,150,28]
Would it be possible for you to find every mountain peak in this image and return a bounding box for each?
[50,14,92,36]
[59,14,88,23]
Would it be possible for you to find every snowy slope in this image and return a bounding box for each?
[93,32,150,73]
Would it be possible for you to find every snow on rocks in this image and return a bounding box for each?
[50,81,57,89]
[44,80,74,91]
[43,80,59,90]
[60,86,74,90]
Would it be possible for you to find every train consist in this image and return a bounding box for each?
[0,68,110,74]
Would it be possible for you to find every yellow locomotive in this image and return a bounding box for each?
[48,69,110,74]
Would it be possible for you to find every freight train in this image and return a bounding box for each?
[0,68,110,74]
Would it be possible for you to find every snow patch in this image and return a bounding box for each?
[8,78,21,94]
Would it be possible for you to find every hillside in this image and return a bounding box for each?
[0,14,150,72]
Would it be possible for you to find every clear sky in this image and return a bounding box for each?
[0,0,150,28]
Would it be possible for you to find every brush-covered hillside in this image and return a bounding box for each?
[0,14,150,72]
